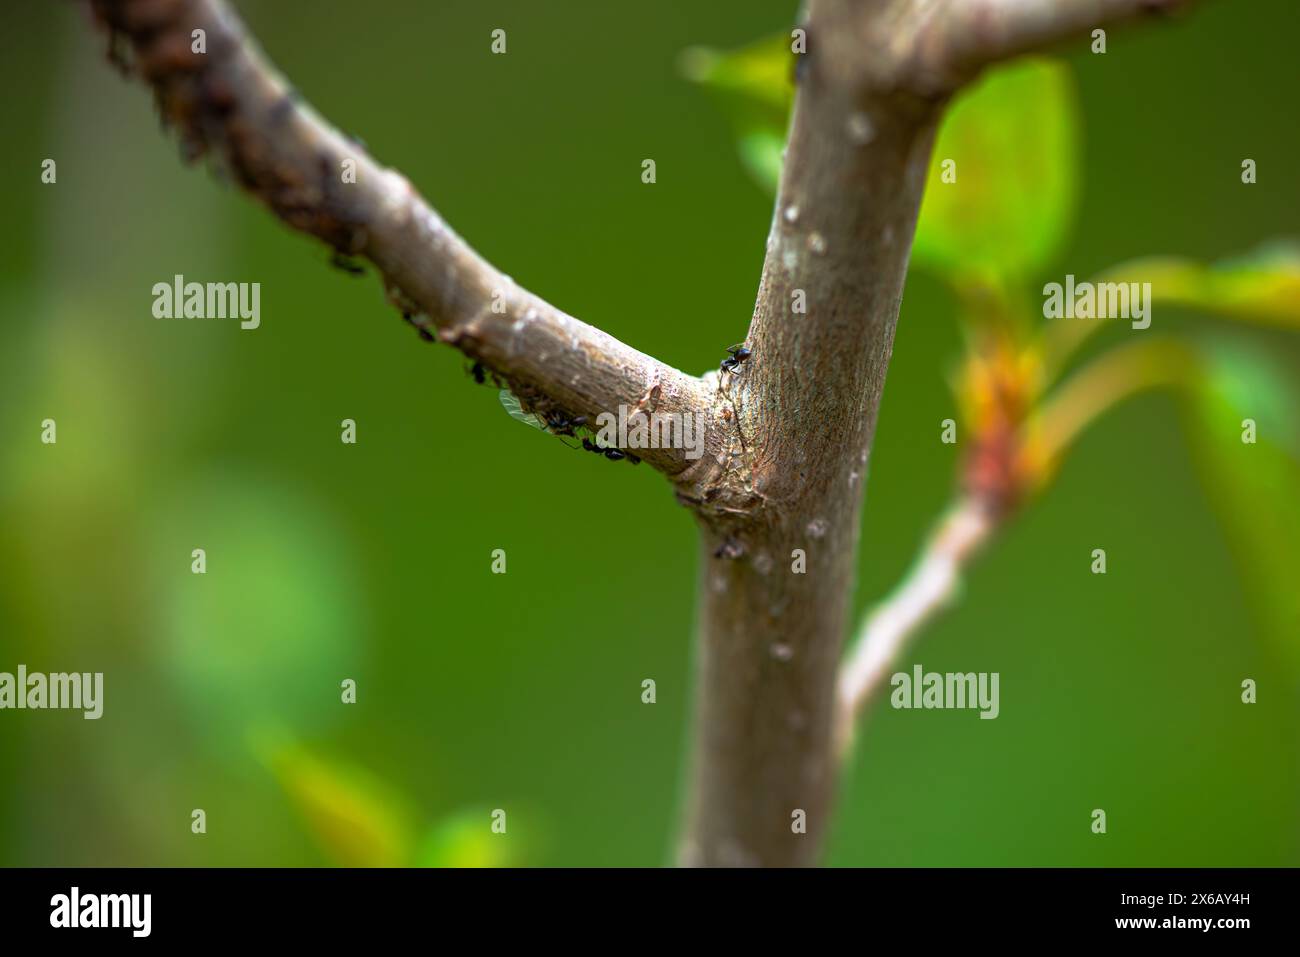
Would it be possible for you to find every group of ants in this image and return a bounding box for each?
[467,343,751,466]
[328,248,753,466]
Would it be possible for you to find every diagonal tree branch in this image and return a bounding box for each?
[89,0,715,477]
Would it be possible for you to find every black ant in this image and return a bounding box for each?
[519,409,588,449]
[330,251,366,276]
[543,410,586,437]
[582,437,639,464]
[720,343,752,376]
[717,342,753,458]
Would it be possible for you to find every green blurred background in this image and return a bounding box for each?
[1,0,1296,866]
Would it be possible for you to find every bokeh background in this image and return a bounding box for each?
[1,0,1296,866]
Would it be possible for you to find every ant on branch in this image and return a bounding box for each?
[534,409,587,448]
[720,343,752,377]
[498,388,640,464]
[542,410,587,437]
[582,437,640,465]
[717,342,753,456]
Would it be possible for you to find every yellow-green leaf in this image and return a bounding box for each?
[913,58,1079,284]
[416,809,524,868]
[679,34,794,114]
[1095,241,1300,328]
[256,732,414,867]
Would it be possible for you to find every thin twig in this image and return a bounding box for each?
[1034,337,1199,467]
[835,339,1202,757]
[835,496,997,755]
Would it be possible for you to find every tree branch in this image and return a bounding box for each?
[679,0,946,867]
[680,0,1203,867]
[89,0,714,477]
[833,339,1200,757]
[834,496,996,755]
[89,0,1208,868]
[909,0,1195,93]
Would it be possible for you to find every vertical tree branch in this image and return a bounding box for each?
[680,0,943,867]
[680,0,1203,867]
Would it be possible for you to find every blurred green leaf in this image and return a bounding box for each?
[1096,241,1300,328]
[679,34,793,111]
[913,58,1079,284]
[256,731,414,867]
[682,40,1078,281]
[735,127,786,194]
[416,808,523,868]
[150,478,361,748]
[680,34,793,193]
[1184,337,1300,671]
